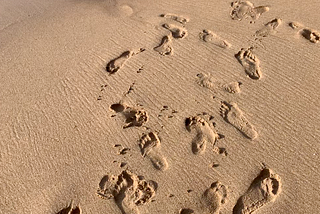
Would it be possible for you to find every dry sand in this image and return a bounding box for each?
[0,0,320,213]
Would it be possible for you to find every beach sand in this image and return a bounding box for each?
[0,0,320,213]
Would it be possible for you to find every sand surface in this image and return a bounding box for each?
[0,0,320,213]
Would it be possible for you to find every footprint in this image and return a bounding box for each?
[255,18,282,38]
[200,182,228,214]
[230,1,269,21]
[220,101,258,140]
[235,48,262,80]
[179,208,194,214]
[288,21,303,30]
[56,200,81,214]
[97,170,157,214]
[233,168,282,214]
[106,51,134,74]
[223,82,242,94]
[185,116,220,155]
[110,103,148,129]
[300,28,320,43]
[160,13,190,25]
[196,73,241,94]
[196,73,217,91]
[139,132,168,171]
[162,23,188,39]
[154,35,174,56]
[199,30,231,48]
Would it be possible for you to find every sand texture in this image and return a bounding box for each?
[0,0,320,213]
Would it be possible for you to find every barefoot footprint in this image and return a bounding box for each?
[233,168,282,214]
[301,28,320,43]
[110,103,148,129]
[106,51,134,74]
[255,18,282,38]
[160,13,190,25]
[235,48,262,80]
[185,116,223,155]
[162,23,188,39]
[220,101,258,140]
[200,181,228,214]
[154,35,174,56]
[139,132,168,171]
[199,30,231,48]
[230,1,269,21]
[56,200,81,214]
[97,170,157,214]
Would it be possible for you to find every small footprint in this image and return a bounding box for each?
[185,116,221,155]
[235,48,262,80]
[220,101,258,140]
[106,49,144,74]
[56,200,81,214]
[230,1,269,22]
[288,21,303,30]
[196,73,217,91]
[200,181,228,214]
[154,35,174,56]
[110,103,148,129]
[160,13,190,25]
[233,168,282,214]
[196,73,241,94]
[223,82,242,94]
[97,170,157,214]
[199,30,231,48]
[301,28,320,43]
[255,18,282,38]
[162,23,188,39]
[106,51,134,74]
[139,132,168,171]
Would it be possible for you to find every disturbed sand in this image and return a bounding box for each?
[0,0,320,213]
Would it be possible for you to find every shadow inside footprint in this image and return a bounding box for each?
[56,201,81,214]
[301,29,320,43]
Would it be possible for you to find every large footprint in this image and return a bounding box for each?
[220,102,258,140]
[139,132,168,171]
[185,116,220,155]
[97,170,157,214]
[235,48,262,80]
[233,168,282,214]
[200,181,228,214]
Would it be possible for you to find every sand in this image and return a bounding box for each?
[0,0,320,213]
